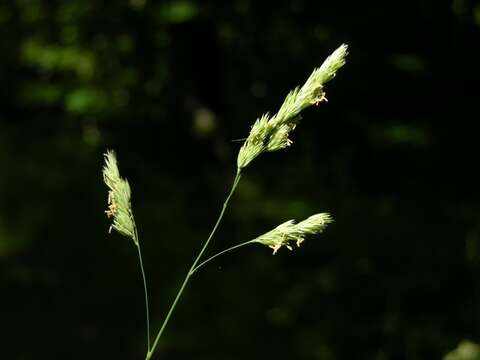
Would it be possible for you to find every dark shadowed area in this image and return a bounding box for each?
[1,0,480,359]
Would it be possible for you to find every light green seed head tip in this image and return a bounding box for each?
[253,212,333,254]
[312,43,348,85]
[296,213,333,235]
[237,44,348,170]
[102,150,137,244]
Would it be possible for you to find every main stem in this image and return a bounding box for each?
[135,227,151,352]
[147,170,242,360]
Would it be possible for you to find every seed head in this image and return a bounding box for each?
[237,44,348,170]
[102,150,137,244]
[253,213,333,254]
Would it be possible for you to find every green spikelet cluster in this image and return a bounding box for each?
[237,44,348,170]
[102,150,137,244]
[252,213,333,254]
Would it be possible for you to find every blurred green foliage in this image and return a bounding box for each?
[445,341,480,360]
[1,0,480,359]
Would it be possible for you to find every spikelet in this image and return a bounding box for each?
[237,44,348,170]
[102,150,137,244]
[252,213,333,254]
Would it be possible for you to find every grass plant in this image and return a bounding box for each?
[102,44,348,359]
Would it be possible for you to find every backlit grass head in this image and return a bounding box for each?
[253,213,333,254]
[237,44,348,170]
[102,150,137,244]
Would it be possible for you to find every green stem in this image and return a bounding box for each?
[135,227,151,352]
[190,240,255,274]
[147,170,242,360]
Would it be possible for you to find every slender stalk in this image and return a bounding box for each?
[134,226,151,353]
[190,240,255,274]
[147,170,242,360]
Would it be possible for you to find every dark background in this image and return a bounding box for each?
[1,0,479,359]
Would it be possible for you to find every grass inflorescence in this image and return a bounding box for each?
[102,44,348,359]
